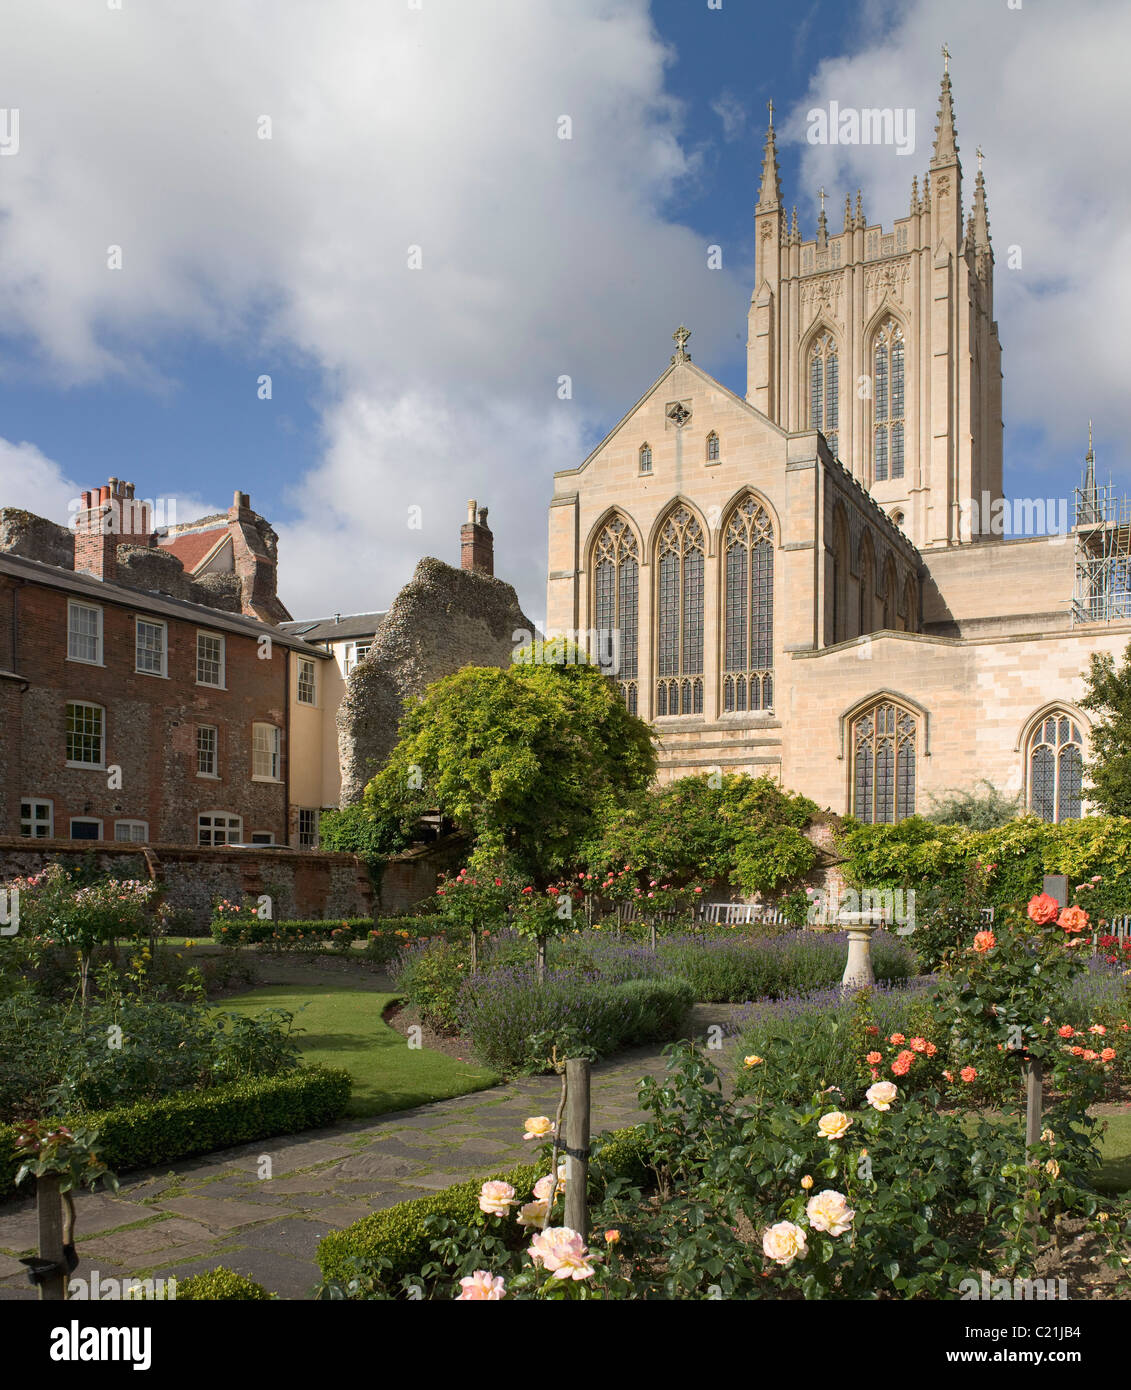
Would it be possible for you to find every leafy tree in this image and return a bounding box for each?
[581,773,818,897]
[318,803,411,863]
[1080,641,1131,814]
[364,660,655,884]
[922,779,1022,829]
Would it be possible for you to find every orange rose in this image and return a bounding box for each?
[1058,905,1089,935]
[866,1051,883,1065]
[1027,893,1061,925]
[1100,1047,1117,1062]
[1057,1025,1075,1039]
[972,931,996,954]
[959,1066,978,1083]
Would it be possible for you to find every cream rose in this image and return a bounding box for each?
[523,1116,554,1141]
[477,1180,517,1217]
[866,1080,898,1112]
[817,1110,853,1141]
[762,1220,808,1267]
[805,1189,856,1237]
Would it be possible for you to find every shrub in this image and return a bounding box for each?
[0,1066,351,1200]
[655,930,916,1003]
[208,916,374,946]
[316,1125,650,1286]
[176,1267,273,1300]
[390,938,470,1033]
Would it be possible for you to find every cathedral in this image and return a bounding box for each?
[545,64,1131,824]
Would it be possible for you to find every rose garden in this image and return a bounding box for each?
[1,654,1130,1301]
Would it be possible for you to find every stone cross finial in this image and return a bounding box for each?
[818,186,826,214]
[671,325,691,362]
[941,42,950,75]
[767,98,774,129]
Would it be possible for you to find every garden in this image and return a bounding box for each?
[2,655,1130,1302]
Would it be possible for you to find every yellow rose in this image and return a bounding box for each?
[744,1055,764,1069]
[1045,1159,1060,1179]
[523,1116,554,1141]
[805,1189,856,1237]
[762,1221,808,1267]
[800,1175,814,1190]
[866,1081,898,1111]
[817,1111,853,1141]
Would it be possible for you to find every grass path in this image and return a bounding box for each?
[216,983,498,1117]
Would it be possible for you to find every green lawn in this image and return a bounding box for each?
[1094,1112,1131,1195]
[216,983,498,1118]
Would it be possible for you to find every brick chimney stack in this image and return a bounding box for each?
[460,498,494,576]
[73,478,154,581]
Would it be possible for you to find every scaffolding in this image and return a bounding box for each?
[1072,473,1131,625]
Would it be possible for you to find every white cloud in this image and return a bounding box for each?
[785,0,1131,479]
[711,92,747,142]
[0,0,743,616]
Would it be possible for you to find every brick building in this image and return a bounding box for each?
[0,480,328,847]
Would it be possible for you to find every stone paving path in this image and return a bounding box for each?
[0,1007,733,1301]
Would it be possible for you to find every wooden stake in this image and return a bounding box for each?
[37,1175,67,1301]
[564,1059,591,1242]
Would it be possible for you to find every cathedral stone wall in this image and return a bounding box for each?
[921,536,1075,637]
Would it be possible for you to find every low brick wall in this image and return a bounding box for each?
[0,838,373,928]
[378,833,470,915]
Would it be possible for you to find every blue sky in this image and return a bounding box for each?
[0,0,1125,621]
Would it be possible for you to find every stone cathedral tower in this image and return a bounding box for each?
[746,65,1003,550]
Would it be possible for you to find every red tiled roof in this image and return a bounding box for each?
[160,526,229,573]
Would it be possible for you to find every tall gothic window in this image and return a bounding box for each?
[706,431,720,463]
[872,320,905,482]
[852,700,917,823]
[639,443,652,474]
[1028,714,1083,823]
[808,332,839,457]
[722,496,774,713]
[593,517,639,714]
[655,506,704,716]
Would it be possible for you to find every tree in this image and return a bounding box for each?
[364,658,655,884]
[922,780,1021,829]
[1080,641,1131,814]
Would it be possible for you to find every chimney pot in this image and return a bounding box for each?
[460,499,494,577]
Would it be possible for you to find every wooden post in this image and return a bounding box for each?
[536,936,546,984]
[37,1175,68,1301]
[649,918,657,952]
[469,926,479,975]
[563,1059,591,1242]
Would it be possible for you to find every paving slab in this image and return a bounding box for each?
[155,1197,287,1233]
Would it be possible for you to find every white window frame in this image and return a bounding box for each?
[249,830,276,845]
[20,798,54,839]
[196,631,226,688]
[297,807,319,848]
[114,819,149,843]
[67,601,104,666]
[196,724,219,778]
[65,701,105,768]
[296,657,317,706]
[198,811,242,846]
[135,617,168,677]
[252,723,282,782]
[345,642,372,675]
[69,817,103,841]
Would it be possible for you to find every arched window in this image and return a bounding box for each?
[639,443,652,474]
[858,535,875,635]
[829,509,850,645]
[852,700,917,823]
[706,431,720,463]
[655,506,704,716]
[1028,714,1083,823]
[872,320,905,482]
[881,558,898,630]
[593,517,639,714]
[903,574,918,633]
[722,496,774,713]
[808,332,839,457]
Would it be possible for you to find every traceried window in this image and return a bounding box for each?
[655,506,704,716]
[722,497,774,713]
[592,517,639,714]
[639,443,652,474]
[706,432,720,463]
[1028,714,1083,823]
[852,700,917,823]
[873,320,905,482]
[808,332,839,457]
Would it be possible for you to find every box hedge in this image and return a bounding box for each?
[0,1066,351,1200]
[316,1124,652,1285]
[207,916,439,946]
